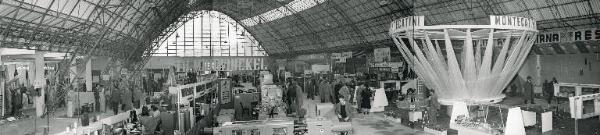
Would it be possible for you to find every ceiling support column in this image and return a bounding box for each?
[33,52,45,117]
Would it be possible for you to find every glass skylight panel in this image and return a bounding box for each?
[290,0,317,12]
[153,11,267,57]
[241,0,327,27]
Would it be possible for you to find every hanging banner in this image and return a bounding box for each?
[147,57,268,71]
[535,32,560,44]
[572,28,600,41]
[374,47,391,62]
[330,52,352,63]
[342,52,352,58]
[331,53,342,63]
[534,28,599,44]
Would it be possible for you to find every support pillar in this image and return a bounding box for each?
[85,57,92,92]
[67,58,76,117]
[34,52,45,117]
[0,53,4,117]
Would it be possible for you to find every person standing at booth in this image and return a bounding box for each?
[335,97,353,122]
[121,79,133,111]
[524,76,535,104]
[110,80,122,115]
[359,84,371,115]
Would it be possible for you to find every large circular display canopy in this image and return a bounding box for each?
[389,16,539,105]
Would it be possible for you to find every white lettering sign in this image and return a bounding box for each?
[490,15,537,30]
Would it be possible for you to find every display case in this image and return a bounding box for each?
[259,85,286,119]
[569,93,600,119]
[554,83,600,98]
[447,102,526,135]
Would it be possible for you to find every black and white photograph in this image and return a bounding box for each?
[0,0,599,135]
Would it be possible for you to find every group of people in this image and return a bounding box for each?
[516,76,558,104]
[282,75,377,122]
[102,74,146,115]
[5,82,33,117]
[135,105,176,135]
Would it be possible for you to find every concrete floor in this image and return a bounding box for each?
[0,106,119,135]
[300,95,429,135]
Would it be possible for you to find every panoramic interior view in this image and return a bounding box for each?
[0,0,599,135]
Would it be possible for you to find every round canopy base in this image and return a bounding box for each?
[438,94,506,106]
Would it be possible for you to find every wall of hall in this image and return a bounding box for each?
[144,56,271,70]
[518,53,600,84]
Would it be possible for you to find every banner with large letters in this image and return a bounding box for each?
[535,28,600,44]
[146,56,269,71]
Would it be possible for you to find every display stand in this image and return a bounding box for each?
[449,102,469,130]
[168,76,218,133]
[522,110,536,126]
[449,102,526,135]
[568,93,600,119]
[541,111,552,133]
[504,107,526,135]
[555,83,600,97]
[57,109,141,135]
[370,88,388,112]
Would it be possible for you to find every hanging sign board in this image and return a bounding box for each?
[374,47,391,62]
[535,32,561,44]
[489,15,537,31]
[341,51,352,62]
[389,16,425,33]
[311,64,331,73]
[331,53,342,63]
[572,28,600,41]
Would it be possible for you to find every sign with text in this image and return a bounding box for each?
[571,28,600,41]
[331,51,352,63]
[374,47,391,62]
[389,16,425,33]
[181,58,268,71]
[535,32,561,44]
[490,15,537,31]
[534,28,600,44]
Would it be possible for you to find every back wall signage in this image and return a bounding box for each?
[536,28,599,44]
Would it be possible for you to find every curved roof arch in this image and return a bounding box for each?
[152,10,268,57]
[1,0,598,62]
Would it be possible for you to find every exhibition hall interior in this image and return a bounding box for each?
[0,0,599,135]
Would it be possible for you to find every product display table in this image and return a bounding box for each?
[521,106,553,133]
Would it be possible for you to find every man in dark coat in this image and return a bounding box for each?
[524,76,535,104]
[110,80,122,115]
